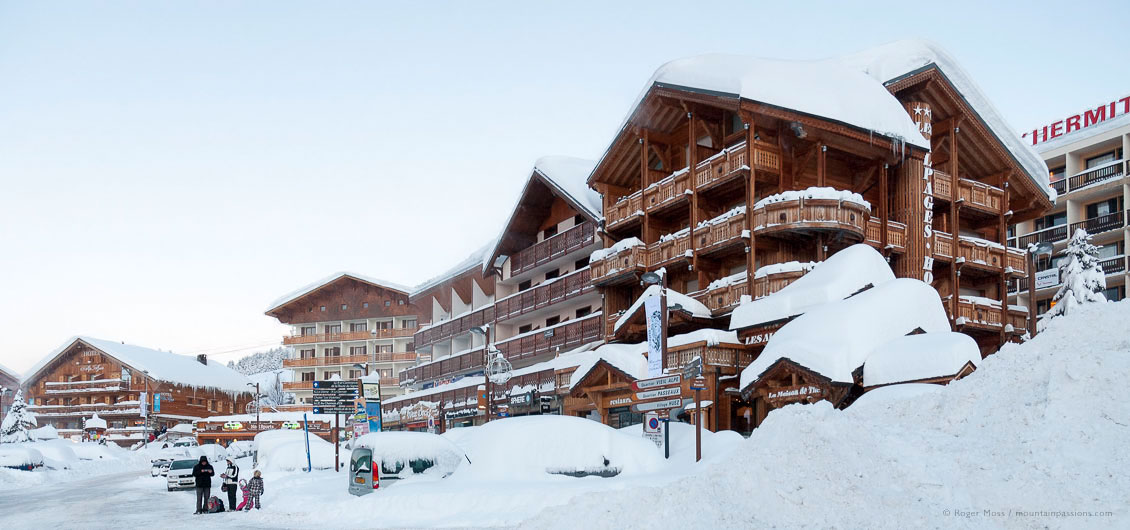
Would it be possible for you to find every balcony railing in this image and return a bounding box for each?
[665,344,755,372]
[693,210,748,254]
[644,169,692,213]
[751,196,869,240]
[864,219,908,252]
[282,353,414,368]
[591,244,649,285]
[951,297,1026,333]
[282,381,315,391]
[1067,160,1123,191]
[932,170,1005,215]
[1051,179,1067,196]
[605,192,643,229]
[494,267,594,322]
[495,312,603,362]
[691,278,749,314]
[283,327,416,345]
[400,347,486,386]
[1100,255,1127,275]
[414,305,495,349]
[509,222,596,277]
[1017,224,1070,248]
[1069,211,1125,236]
[27,403,144,417]
[932,233,1027,276]
[693,140,781,190]
[648,230,692,268]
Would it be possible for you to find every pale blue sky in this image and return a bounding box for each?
[1,0,1126,373]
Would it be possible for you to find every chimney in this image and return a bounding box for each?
[196,354,208,366]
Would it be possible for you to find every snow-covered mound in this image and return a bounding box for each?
[354,431,467,478]
[254,430,335,472]
[446,416,666,479]
[524,300,1130,528]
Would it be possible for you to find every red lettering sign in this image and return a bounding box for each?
[1024,93,1130,146]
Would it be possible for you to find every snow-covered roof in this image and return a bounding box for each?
[613,284,713,334]
[25,337,254,395]
[569,329,740,390]
[411,242,494,297]
[0,361,19,383]
[740,278,951,389]
[84,413,107,429]
[863,332,980,387]
[837,39,1053,199]
[168,423,196,434]
[642,54,929,149]
[730,244,896,330]
[265,271,411,314]
[480,156,600,275]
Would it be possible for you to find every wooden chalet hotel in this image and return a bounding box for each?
[317,41,1056,435]
[23,337,255,445]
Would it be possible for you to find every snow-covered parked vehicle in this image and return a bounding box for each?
[227,440,254,459]
[444,416,664,479]
[166,459,199,491]
[151,458,173,477]
[281,420,301,430]
[0,446,45,471]
[347,432,468,496]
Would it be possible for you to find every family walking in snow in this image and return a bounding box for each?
[191,455,265,514]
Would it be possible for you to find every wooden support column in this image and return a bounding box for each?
[688,112,702,285]
[743,115,757,280]
[950,121,961,325]
[999,177,1011,347]
[640,132,650,244]
[879,161,889,252]
[817,143,827,187]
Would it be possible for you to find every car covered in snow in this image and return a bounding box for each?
[165,459,199,491]
[347,432,468,496]
[150,458,173,477]
[281,420,302,430]
[172,439,198,448]
[0,446,45,471]
[222,421,244,431]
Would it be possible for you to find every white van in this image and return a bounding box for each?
[347,432,468,496]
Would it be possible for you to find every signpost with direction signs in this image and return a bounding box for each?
[312,381,359,471]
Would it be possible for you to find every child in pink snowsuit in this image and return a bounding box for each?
[234,479,251,511]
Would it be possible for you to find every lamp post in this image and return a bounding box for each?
[1027,241,1055,338]
[640,270,672,459]
[0,388,9,427]
[469,325,493,424]
[246,382,260,433]
[142,370,150,448]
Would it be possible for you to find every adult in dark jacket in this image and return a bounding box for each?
[191,456,215,514]
[221,458,239,510]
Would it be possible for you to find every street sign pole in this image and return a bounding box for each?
[334,413,340,472]
[695,386,701,462]
[302,412,312,473]
[663,416,670,459]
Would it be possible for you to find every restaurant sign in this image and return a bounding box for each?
[765,385,823,405]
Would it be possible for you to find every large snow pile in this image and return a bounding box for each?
[523,300,1130,528]
[730,244,895,330]
[863,332,980,387]
[254,430,335,472]
[446,416,666,479]
[741,278,950,388]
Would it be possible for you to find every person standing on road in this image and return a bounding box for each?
[221,458,239,510]
[191,456,215,515]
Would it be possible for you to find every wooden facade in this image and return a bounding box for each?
[24,338,254,446]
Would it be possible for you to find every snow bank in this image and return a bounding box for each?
[254,430,335,472]
[525,300,1130,529]
[0,446,43,469]
[590,237,644,262]
[730,244,895,330]
[29,425,58,441]
[741,278,950,388]
[863,332,980,387]
[753,186,871,211]
[448,416,665,479]
[354,432,467,477]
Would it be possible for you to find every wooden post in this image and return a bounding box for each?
[688,112,701,286]
[817,144,827,187]
[641,133,650,244]
[999,180,1010,346]
[950,121,961,324]
[694,386,702,462]
[879,162,889,251]
[1028,252,1037,338]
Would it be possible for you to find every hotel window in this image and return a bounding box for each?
[348,369,363,379]
[1085,198,1121,219]
[381,369,392,378]
[320,306,326,312]
[324,347,341,357]
[323,371,337,380]
[300,348,314,359]
[325,324,341,334]
[402,318,417,329]
[1102,286,1124,302]
[385,300,391,307]
[1034,212,1066,231]
[379,345,393,353]
[575,257,589,270]
[575,306,592,318]
[302,372,315,382]
[350,322,368,332]
[341,304,347,310]
[546,316,561,327]
[349,346,367,356]
[518,324,532,334]
[301,326,316,336]
[544,268,560,280]
[1085,150,1120,169]
[1049,167,1065,182]
[518,280,531,292]
[543,225,558,239]
[574,214,585,226]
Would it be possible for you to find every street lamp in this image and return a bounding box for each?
[469,325,493,424]
[246,382,260,433]
[1027,241,1055,338]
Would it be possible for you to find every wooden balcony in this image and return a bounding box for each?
[414,305,495,349]
[495,312,603,362]
[933,232,1029,277]
[693,210,748,256]
[751,268,808,299]
[648,230,692,268]
[1017,224,1069,248]
[1069,211,1125,236]
[643,170,692,214]
[591,244,649,286]
[694,140,780,191]
[664,343,755,372]
[864,219,908,252]
[283,327,416,345]
[282,354,375,368]
[509,222,596,277]
[374,352,417,363]
[1067,160,1123,191]
[1006,248,1027,276]
[950,297,1026,334]
[282,381,314,391]
[400,347,487,386]
[27,403,143,417]
[932,170,1005,215]
[751,197,869,240]
[494,267,595,322]
[690,278,749,315]
[605,192,643,229]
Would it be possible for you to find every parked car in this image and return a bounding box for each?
[281,421,301,430]
[150,458,173,477]
[166,459,198,491]
[348,432,468,496]
[0,446,44,471]
[222,421,244,431]
[172,439,198,448]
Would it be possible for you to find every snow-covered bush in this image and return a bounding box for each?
[1038,228,1106,330]
[1,390,38,443]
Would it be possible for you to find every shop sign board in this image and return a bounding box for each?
[630,398,682,413]
[1035,268,1059,290]
[690,376,707,390]
[765,384,823,405]
[634,387,681,401]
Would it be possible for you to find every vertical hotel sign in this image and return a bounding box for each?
[644,295,663,377]
[909,102,935,283]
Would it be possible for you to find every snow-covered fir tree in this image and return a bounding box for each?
[1,390,38,443]
[227,346,291,375]
[1038,228,1106,330]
